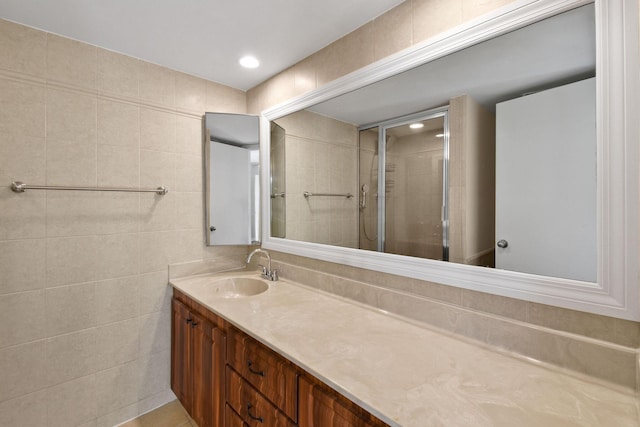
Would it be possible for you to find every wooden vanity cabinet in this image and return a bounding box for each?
[171,298,225,427]
[172,290,390,427]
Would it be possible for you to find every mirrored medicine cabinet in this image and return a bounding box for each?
[205,112,260,246]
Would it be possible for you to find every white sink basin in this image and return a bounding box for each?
[209,277,269,298]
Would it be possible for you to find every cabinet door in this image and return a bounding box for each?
[171,299,192,412]
[190,311,210,427]
[299,376,388,427]
[172,298,226,427]
[191,315,225,427]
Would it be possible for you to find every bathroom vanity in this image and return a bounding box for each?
[170,270,638,427]
[171,272,389,427]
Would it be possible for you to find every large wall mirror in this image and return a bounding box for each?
[261,0,639,320]
[205,113,260,245]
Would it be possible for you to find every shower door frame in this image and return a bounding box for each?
[359,106,450,261]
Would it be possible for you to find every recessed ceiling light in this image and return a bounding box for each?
[239,56,259,69]
[409,123,424,129]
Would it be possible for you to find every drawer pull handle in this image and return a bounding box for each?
[185,318,192,324]
[191,321,198,328]
[247,360,265,377]
[247,403,263,423]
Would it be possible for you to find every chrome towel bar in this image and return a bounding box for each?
[303,191,353,199]
[10,181,168,195]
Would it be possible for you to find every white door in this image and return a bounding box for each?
[210,141,251,245]
[495,78,596,282]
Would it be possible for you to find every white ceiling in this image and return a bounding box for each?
[309,4,595,126]
[0,0,405,91]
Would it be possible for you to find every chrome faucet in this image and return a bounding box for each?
[246,248,278,281]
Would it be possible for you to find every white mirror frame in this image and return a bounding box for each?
[260,0,639,320]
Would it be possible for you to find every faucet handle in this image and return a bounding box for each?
[270,270,278,281]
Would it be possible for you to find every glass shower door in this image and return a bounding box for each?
[358,109,448,262]
[384,115,447,260]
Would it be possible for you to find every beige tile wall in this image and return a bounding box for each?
[273,110,358,247]
[245,0,640,391]
[247,0,516,113]
[449,94,496,265]
[0,19,249,426]
[270,123,287,238]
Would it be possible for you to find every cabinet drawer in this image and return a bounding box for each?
[226,367,297,427]
[227,329,298,421]
[299,376,390,427]
[225,403,248,427]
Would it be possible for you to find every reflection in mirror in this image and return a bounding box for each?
[495,78,596,282]
[271,110,359,246]
[359,110,451,263]
[270,4,596,281]
[205,113,260,245]
[270,122,286,238]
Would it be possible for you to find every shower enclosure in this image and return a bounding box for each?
[358,108,449,261]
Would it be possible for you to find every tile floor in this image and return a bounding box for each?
[120,400,198,427]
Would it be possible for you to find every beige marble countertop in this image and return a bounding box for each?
[170,270,639,427]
